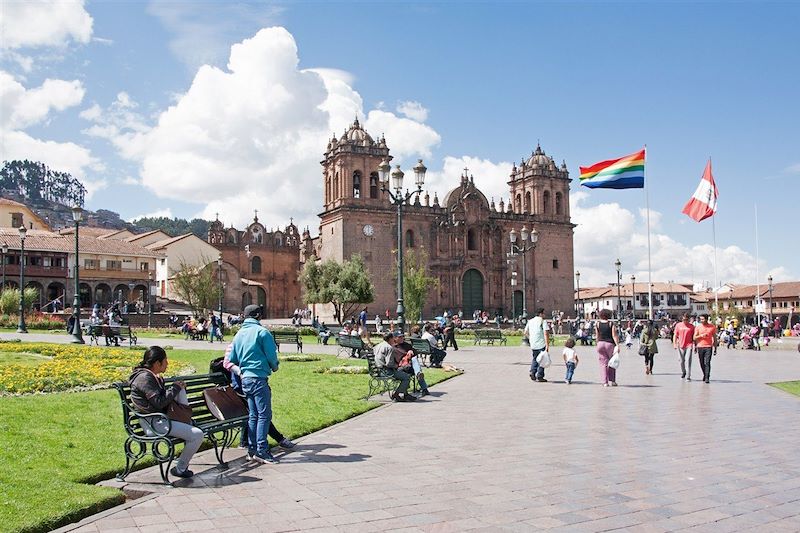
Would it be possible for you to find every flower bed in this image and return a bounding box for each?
[314,365,368,375]
[0,343,193,395]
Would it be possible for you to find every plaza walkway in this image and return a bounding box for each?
[60,340,800,532]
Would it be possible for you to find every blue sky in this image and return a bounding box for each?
[1,1,798,287]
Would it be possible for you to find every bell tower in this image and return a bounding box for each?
[508,143,571,221]
[321,118,391,212]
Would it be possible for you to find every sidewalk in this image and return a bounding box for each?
[59,342,800,531]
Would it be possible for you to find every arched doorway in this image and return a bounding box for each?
[241,292,252,310]
[513,289,523,319]
[94,283,112,306]
[462,269,484,317]
[46,282,65,311]
[79,282,92,308]
[257,287,267,309]
[113,284,130,303]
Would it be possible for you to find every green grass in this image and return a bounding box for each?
[0,352,51,367]
[770,381,800,397]
[0,345,456,533]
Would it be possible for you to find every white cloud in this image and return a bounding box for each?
[80,92,151,159]
[0,0,93,49]
[785,163,800,174]
[0,71,85,129]
[396,100,428,122]
[129,208,173,222]
[364,109,440,159]
[424,155,513,205]
[570,192,792,287]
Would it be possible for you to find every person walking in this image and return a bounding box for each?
[673,313,695,380]
[594,309,619,386]
[524,308,550,382]
[640,320,659,375]
[443,315,459,351]
[228,305,280,464]
[562,337,578,384]
[693,314,717,383]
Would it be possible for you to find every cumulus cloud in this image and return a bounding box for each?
[424,155,513,205]
[396,100,428,122]
[129,208,173,222]
[84,27,441,230]
[570,191,792,287]
[0,0,93,49]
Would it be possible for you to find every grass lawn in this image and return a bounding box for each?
[770,381,800,398]
[0,351,51,367]
[0,345,457,533]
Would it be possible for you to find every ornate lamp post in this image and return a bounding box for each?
[69,207,84,343]
[377,157,427,333]
[575,270,581,320]
[768,275,774,323]
[147,271,153,328]
[631,274,636,319]
[1,243,7,289]
[17,226,28,333]
[509,226,539,318]
[217,254,224,317]
[615,258,622,320]
[127,282,135,318]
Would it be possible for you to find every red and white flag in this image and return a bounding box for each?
[682,159,718,222]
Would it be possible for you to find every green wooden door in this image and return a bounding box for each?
[462,269,484,317]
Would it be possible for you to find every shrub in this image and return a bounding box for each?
[0,312,66,330]
[278,354,321,362]
[0,287,39,314]
[314,365,368,375]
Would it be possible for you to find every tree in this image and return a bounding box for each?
[0,287,40,314]
[300,255,374,324]
[0,160,86,207]
[401,249,439,324]
[133,216,211,239]
[170,256,221,315]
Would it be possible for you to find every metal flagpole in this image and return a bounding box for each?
[644,145,653,320]
[710,158,719,318]
[755,204,761,324]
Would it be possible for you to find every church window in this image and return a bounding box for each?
[556,192,563,215]
[524,192,531,214]
[325,178,331,204]
[543,191,551,214]
[405,229,414,248]
[369,172,379,198]
[552,259,559,269]
[333,173,339,200]
[467,228,477,251]
[251,256,262,274]
[353,171,362,199]
[514,194,522,213]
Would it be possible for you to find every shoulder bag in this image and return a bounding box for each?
[204,385,248,420]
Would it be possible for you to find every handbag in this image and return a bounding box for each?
[204,385,248,420]
[638,344,649,356]
[167,401,193,425]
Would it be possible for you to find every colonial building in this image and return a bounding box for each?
[208,214,302,318]
[303,119,575,320]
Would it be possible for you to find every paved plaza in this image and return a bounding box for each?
[58,339,800,532]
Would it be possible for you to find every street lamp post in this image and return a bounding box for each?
[1,243,7,289]
[377,158,427,333]
[147,271,153,328]
[575,270,581,320]
[615,258,622,320]
[217,255,224,317]
[768,275,774,323]
[509,226,539,318]
[127,282,135,318]
[631,274,636,319]
[69,207,84,343]
[17,226,28,334]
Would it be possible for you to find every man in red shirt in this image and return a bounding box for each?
[693,314,717,383]
[672,313,695,381]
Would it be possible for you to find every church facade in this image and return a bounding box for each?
[302,119,575,321]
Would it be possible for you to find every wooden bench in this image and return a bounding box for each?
[410,338,432,367]
[273,331,303,353]
[473,328,508,345]
[113,373,248,485]
[337,335,368,358]
[88,324,138,347]
[317,325,343,344]
[364,353,417,399]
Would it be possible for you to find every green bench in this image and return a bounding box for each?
[273,331,303,353]
[88,324,138,347]
[410,338,432,367]
[113,373,247,485]
[364,353,418,399]
[473,328,508,346]
[337,335,368,358]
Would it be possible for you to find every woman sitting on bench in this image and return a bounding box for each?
[129,346,203,479]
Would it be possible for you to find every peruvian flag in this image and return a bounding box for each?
[682,159,718,222]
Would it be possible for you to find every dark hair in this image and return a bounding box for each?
[135,346,167,369]
[700,313,710,320]
[565,337,576,348]
[536,307,545,316]
[383,331,394,342]
[599,309,612,319]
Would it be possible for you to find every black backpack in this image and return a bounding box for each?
[209,357,232,384]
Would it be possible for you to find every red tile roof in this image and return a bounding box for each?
[0,228,164,257]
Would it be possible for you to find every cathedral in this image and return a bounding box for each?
[301,119,575,320]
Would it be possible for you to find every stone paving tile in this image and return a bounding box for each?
[64,343,800,533]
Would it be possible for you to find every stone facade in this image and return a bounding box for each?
[208,215,302,319]
[303,119,575,320]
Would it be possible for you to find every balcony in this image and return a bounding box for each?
[78,267,156,281]
[3,264,68,278]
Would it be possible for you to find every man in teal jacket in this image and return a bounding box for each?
[228,305,280,464]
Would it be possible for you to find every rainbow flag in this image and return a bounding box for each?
[580,149,645,189]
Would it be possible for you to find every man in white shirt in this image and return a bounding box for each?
[421,323,447,367]
[524,307,550,382]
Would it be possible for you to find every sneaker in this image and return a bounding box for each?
[529,373,536,381]
[568,380,572,384]
[603,383,610,387]
[565,379,569,384]
[278,438,296,449]
[390,392,405,402]
[681,373,686,379]
[687,377,691,381]
[169,466,194,478]
[419,389,430,397]
[536,377,548,383]
[402,394,418,402]
[704,379,710,383]
[252,452,279,464]
[611,382,618,387]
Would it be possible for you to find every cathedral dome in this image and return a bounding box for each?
[340,118,375,145]
[526,144,552,167]
[443,172,490,211]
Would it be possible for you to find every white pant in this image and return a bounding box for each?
[141,390,203,473]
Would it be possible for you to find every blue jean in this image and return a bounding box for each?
[242,377,272,456]
[530,348,546,379]
[565,361,576,382]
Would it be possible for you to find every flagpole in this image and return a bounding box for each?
[755,203,760,324]
[710,157,719,318]
[644,145,653,320]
